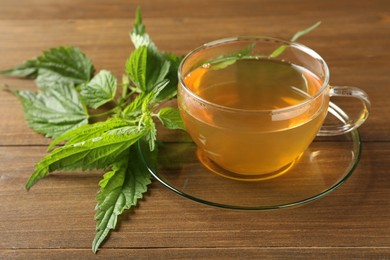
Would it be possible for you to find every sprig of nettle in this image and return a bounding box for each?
[0,7,185,253]
[208,21,321,71]
[0,5,320,253]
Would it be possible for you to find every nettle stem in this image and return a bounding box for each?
[89,107,117,118]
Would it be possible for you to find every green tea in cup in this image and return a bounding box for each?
[178,37,370,180]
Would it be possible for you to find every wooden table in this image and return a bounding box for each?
[0,0,389,259]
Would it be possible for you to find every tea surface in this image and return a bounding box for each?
[184,59,320,110]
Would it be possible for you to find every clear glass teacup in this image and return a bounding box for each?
[178,37,370,181]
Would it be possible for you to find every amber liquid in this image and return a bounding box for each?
[179,59,328,175]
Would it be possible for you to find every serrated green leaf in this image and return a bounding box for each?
[145,51,170,92]
[158,107,185,130]
[98,169,116,190]
[16,83,89,138]
[122,79,169,121]
[92,145,151,253]
[142,115,157,151]
[130,6,157,51]
[0,59,38,78]
[48,117,129,151]
[25,125,144,190]
[155,53,182,101]
[127,7,181,101]
[126,46,147,91]
[126,45,171,94]
[96,160,126,205]
[0,47,95,86]
[121,93,146,118]
[142,79,169,112]
[35,46,95,87]
[81,70,117,109]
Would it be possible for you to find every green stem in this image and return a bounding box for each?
[89,108,117,118]
[122,83,128,100]
[116,88,138,108]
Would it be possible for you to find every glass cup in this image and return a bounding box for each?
[177,37,370,181]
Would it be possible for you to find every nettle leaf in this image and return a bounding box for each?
[126,46,171,94]
[130,6,157,51]
[270,21,321,58]
[128,9,179,97]
[156,53,182,101]
[121,93,146,118]
[1,47,95,86]
[142,114,157,151]
[48,117,129,150]
[141,79,169,111]
[93,145,151,253]
[145,49,170,92]
[0,59,38,78]
[209,42,255,71]
[25,125,144,190]
[126,46,147,92]
[81,70,117,109]
[122,79,169,119]
[16,83,89,138]
[158,107,185,130]
[35,47,95,87]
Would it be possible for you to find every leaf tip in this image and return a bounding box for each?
[132,5,145,36]
[0,84,18,95]
[25,166,50,191]
[25,179,34,191]
[311,21,322,30]
[92,244,98,254]
[135,6,142,22]
[92,229,109,254]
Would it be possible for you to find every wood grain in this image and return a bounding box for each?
[1,248,390,260]
[0,5,388,144]
[0,0,389,259]
[0,144,389,256]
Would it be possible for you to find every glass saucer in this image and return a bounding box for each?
[138,103,362,210]
[138,128,360,210]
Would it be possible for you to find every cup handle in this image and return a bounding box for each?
[317,86,371,136]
